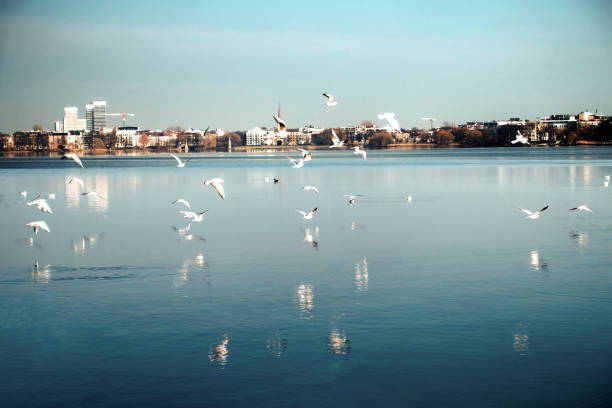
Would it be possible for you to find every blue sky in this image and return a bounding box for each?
[0,0,611,132]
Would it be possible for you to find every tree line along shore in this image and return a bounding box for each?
[2,119,611,153]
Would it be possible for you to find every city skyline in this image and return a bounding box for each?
[1,0,611,132]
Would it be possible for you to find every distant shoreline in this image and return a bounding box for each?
[1,142,609,157]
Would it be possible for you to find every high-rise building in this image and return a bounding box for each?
[63,106,79,132]
[92,100,106,131]
[86,104,94,131]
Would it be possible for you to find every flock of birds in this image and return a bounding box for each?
[12,120,611,363]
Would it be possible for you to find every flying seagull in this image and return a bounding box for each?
[68,177,84,188]
[287,157,305,168]
[569,205,593,214]
[353,146,366,160]
[519,205,549,219]
[273,109,287,132]
[322,93,338,107]
[82,191,106,200]
[171,154,190,168]
[27,197,53,214]
[297,207,318,220]
[377,112,401,134]
[297,148,312,162]
[204,178,225,200]
[301,186,319,194]
[180,210,208,222]
[172,199,191,210]
[61,153,84,168]
[26,221,50,235]
[511,130,529,145]
[330,129,344,148]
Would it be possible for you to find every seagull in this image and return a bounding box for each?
[172,198,191,210]
[264,177,280,184]
[287,157,305,168]
[406,195,412,203]
[48,193,56,200]
[329,129,344,148]
[204,178,225,200]
[82,191,106,200]
[273,113,287,132]
[344,194,364,206]
[604,175,610,187]
[67,177,84,188]
[322,93,338,107]
[27,197,53,214]
[180,210,208,222]
[519,205,549,219]
[171,154,190,168]
[569,205,593,214]
[26,221,50,235]
[297,207,318,220]
[61,153,84,168]
[171,223,191,236]
[511,130,529,145]
[353,146,366,160]
[303,228,319,250]
[20,191,27,200]
[297,148,312,162]
[301,186,319,194]
[377,112,401,134]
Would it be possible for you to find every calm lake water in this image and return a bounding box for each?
[1,147,612,407]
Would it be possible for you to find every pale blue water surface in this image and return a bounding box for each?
[1,147,612,407]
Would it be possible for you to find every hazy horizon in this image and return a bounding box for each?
[1,0,611,132]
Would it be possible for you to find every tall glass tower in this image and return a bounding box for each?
[92,100,106,131]
[86,104,94,132]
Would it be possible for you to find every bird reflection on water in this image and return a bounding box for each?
[529,250,548,272]
[569,230,589,246]
[174,252,207,288]
[266,329,288,357]
[354,257,368,292]
[328,327,350,356]
[71,233,101,255]
[297,283,314,319]
[513,323,530,356]
[31,261,51,284]
[208,333,229,368]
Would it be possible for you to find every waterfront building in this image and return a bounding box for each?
[116,126,140,148]
[86,101,107,131]
[54,120,63,132]
[63,107,79,132]
[86,104,94,131]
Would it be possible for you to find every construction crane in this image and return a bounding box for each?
[106,113,135,126]
[421,117,437,130]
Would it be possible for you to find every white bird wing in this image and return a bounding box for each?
[181,211,196,219]
[296,210,307,217]
[287,156,297,164]
[519,208,534,216]
[29,198,52,213]
[331,130,339,144]
[209,181,225,199]
[27,221,50,233]
[171,154,184,166]
[68,177,84,187]
[63,153,83,168]
[172,199,191,209]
